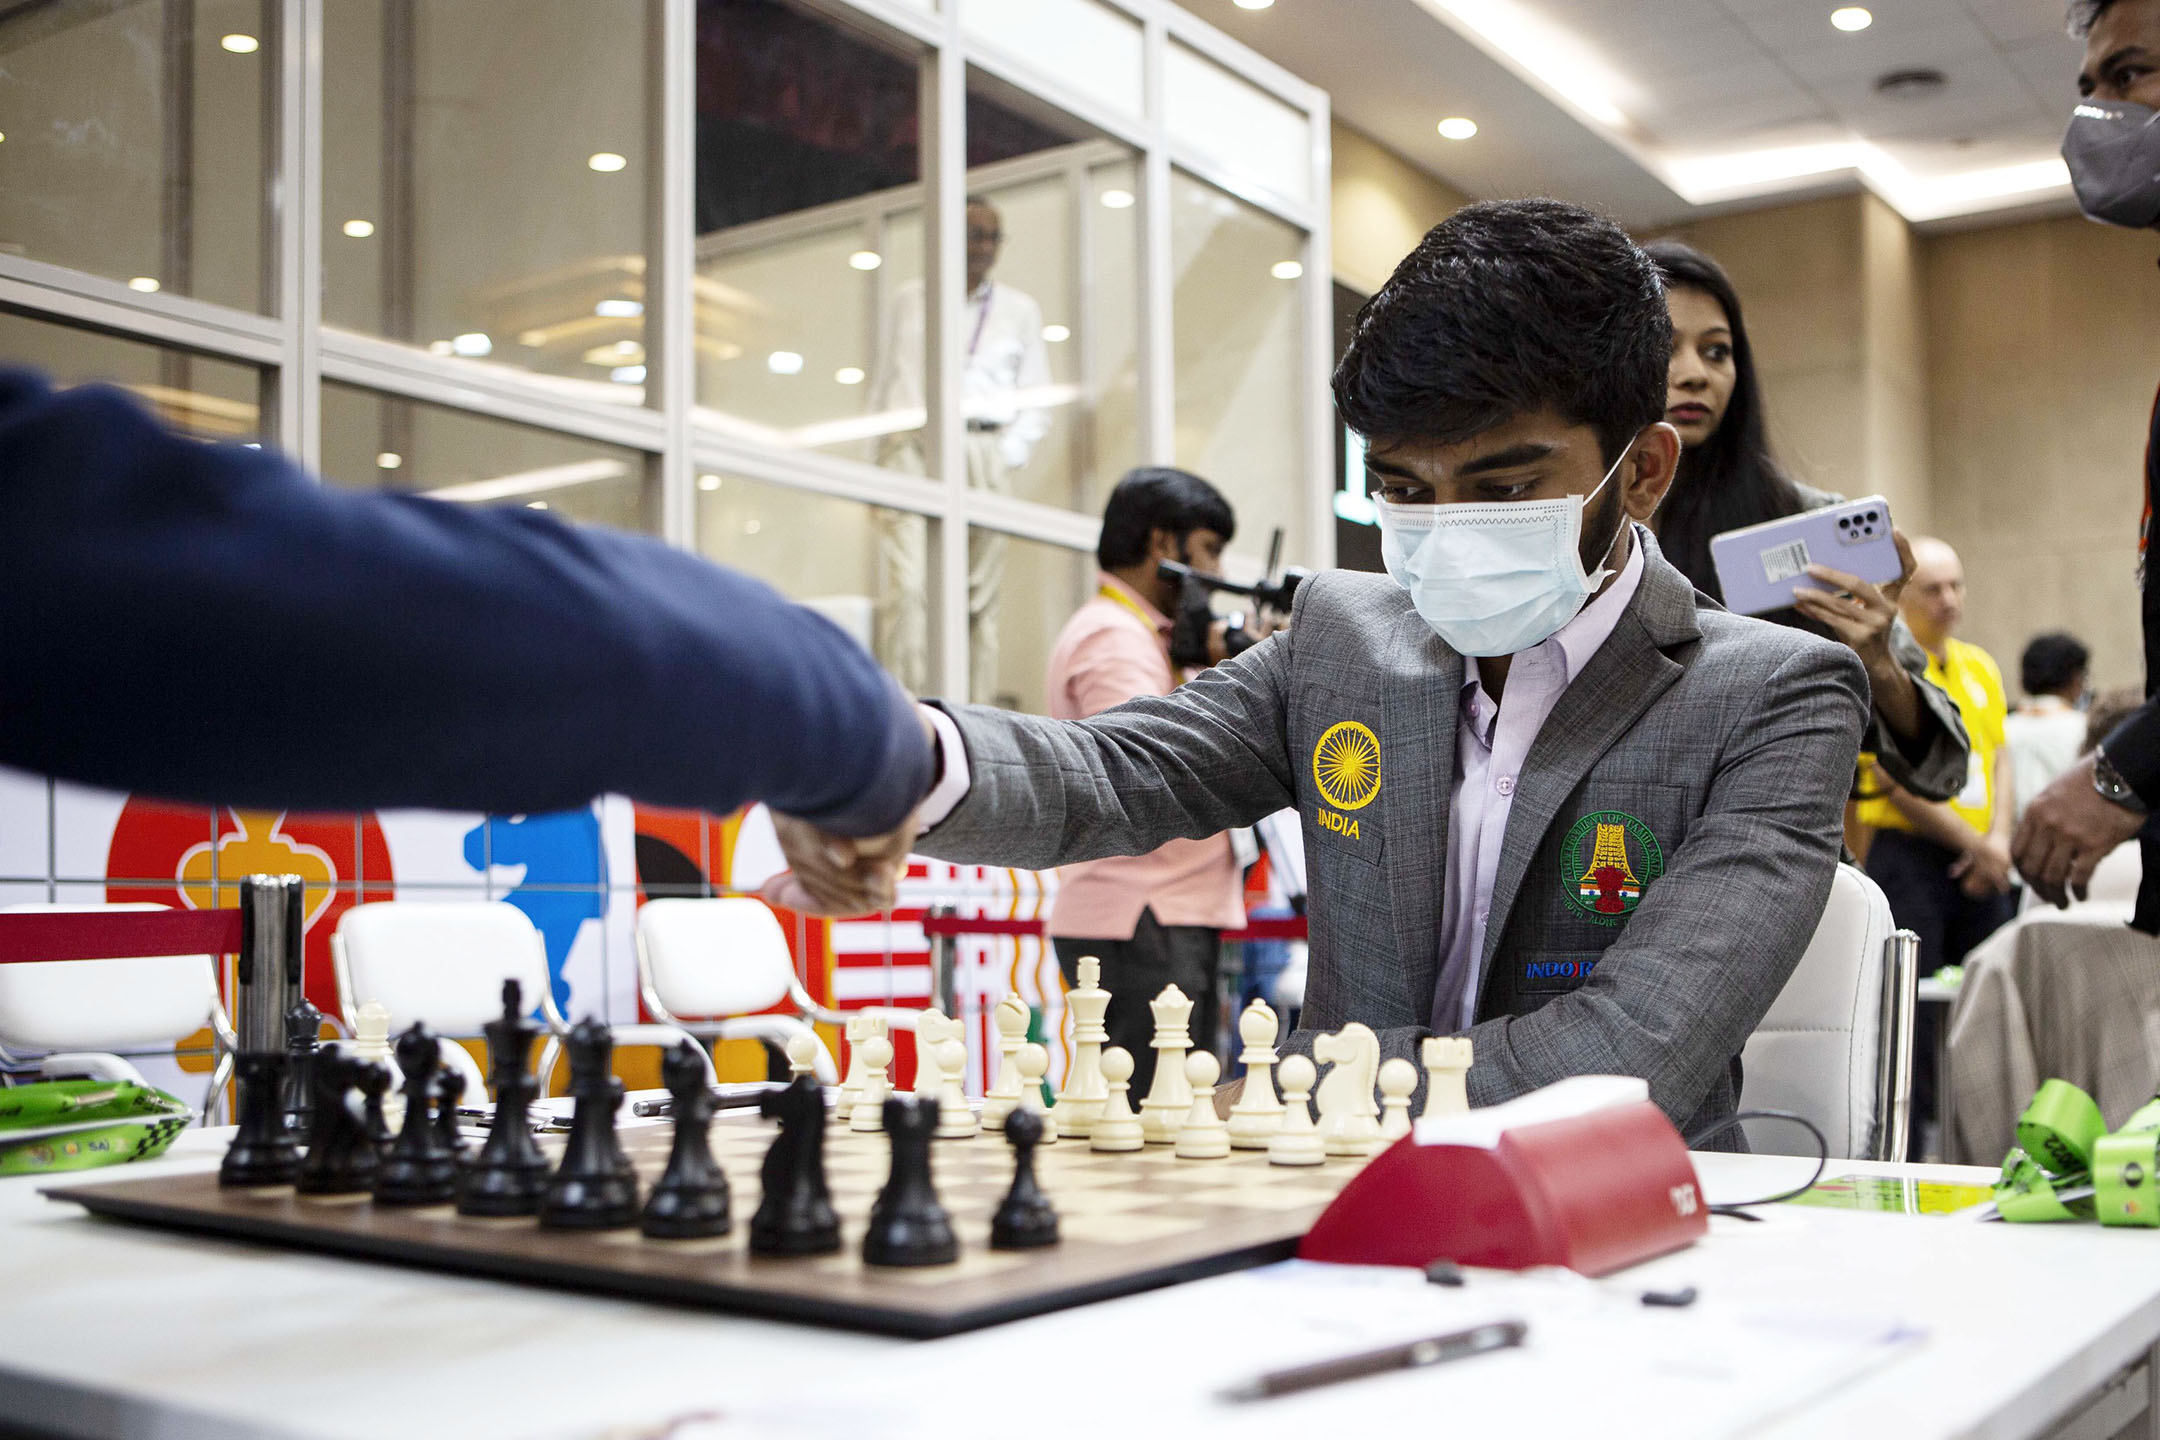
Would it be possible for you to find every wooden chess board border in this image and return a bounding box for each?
[44,1119,1372,1338]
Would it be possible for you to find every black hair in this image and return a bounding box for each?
[1333,199,1670,467]
[2021,632,2092,696]
[1097,467,1236,570]
[1643,240,1806,602]
[2068,0,2127,36]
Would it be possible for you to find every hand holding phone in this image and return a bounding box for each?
[1710,497,1902,617]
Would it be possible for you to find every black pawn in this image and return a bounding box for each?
[539,1017,638,1230]
[989,1108,1059,1250]
[749,1075,840,1255]
[458,979,550,1217]
[357,1058,393,1151]
[863,1095,957,1267]
[432,1067,468,1161]
[641,1040,732,1239]
[220,1051,301,1187]
[374,1025,457,1206]
[296,1055,377,1195]
[280,997,324,1134]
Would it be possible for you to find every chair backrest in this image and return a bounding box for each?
[1739,864,1901,1160]
[334,901,550,1035]
[637,898,798,1018]
[0,904,218,1051]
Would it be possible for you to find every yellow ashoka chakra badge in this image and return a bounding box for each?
[1313,721,1382,811]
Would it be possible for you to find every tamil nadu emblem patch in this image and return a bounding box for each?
[1560,810,1665,924]
[1313,721,1382,812]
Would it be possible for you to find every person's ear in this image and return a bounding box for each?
[1622,423,1682,521]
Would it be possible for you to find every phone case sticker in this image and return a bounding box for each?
[1760,539,1811,583]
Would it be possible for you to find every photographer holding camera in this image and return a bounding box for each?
[1037,467,1261,1090]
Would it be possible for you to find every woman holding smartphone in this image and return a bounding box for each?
[1644,240,1968,805]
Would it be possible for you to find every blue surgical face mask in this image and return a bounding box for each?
[1375,447,1630,658]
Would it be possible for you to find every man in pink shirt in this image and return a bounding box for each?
[1046,468,1246,1092]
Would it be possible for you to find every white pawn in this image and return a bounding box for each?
[786,1032,821,1083]
[1268,1055,1324,1167]
[981,994,1030,1132]
[1174,1052,1231,1159]
[1139,984,1195,1145]
[835,1012,885,1124]
[931,1036,979,1139]
[1014,1042,1058,1143]
[352,1001,402,1132]
[1227,999,1285,1150]
[1420,1036,1473,1121]
[1089,1046,1144,1151]
[1378,1057,1417,1143]
[848,1035,893,1133]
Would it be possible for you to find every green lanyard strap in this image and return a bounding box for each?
[1998,1080,2160,1227]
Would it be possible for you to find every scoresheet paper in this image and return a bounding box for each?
[714,1258,1922,1440]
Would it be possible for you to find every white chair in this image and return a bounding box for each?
[1739,864,1916,1161]
[0,903,237,1124]
[331,900,712,1099]
[636,897,924,1085]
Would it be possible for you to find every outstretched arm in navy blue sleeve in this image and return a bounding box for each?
[0,370,931,836]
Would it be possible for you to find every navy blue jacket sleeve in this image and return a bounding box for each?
[0,369,931,835]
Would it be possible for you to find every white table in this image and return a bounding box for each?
[5,1131,2160,1440]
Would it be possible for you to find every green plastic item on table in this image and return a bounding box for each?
[0,1079,193,1176]
[1995,1149,2096,1223]
[2093,1096,2160,1228]
[2016,1079,2108,1176]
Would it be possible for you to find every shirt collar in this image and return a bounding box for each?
[1097,571,1171,635]
[1459,524,1649,707]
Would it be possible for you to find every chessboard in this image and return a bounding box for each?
[47,1112,1376,1337]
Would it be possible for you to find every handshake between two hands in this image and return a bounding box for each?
[760,809,921,918]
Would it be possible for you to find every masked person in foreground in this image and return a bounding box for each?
[770,200,1870,1146]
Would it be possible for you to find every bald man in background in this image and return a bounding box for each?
[1857,538,2018,971]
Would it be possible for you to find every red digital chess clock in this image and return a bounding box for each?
[1300,1077,1708,1276]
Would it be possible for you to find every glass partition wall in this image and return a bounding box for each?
[0,0,1331,706]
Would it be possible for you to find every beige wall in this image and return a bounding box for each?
[1330,121,1469,294]
[1923,216,2160,693]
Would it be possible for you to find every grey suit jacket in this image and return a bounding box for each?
[919,532,1870,1146]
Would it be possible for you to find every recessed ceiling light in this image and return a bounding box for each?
[610,365,646,384]
[767,350,804,375]
[1042,324,1071,343]
[1100,189,1136,209]
[594,298,643,318]
[834,366,866,385]
[848,250,883,271]
[341,219,375,238]
[1233,0,1274,8]
[1271,260,1303,280]
[1438,116,1479,141]
[745,520,762,534]
[697,473,722,491]
[127,276,160,293]
[527,501,549,510]
[451,332,492,357]
[588,152,627,173]
[0,133,9,144]
[1831,7,1872,31]
[375,451,401,470]
[219,33,258,52]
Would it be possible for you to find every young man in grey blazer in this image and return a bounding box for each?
[772,200,1870,1148]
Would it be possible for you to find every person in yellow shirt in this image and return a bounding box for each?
[1858,536,2017,970]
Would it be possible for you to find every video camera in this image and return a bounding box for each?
[1159,527,1309,669]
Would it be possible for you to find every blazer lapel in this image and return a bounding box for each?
[1477,541,1700,979]
[1380,606,1461,1028]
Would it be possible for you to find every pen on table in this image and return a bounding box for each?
[630,1085,785,1119]
[1219,1319,1528,1403]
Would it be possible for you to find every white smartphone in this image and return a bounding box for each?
[1709,496,1901,617]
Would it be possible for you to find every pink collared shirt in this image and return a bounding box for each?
[1432,535,1647,1031]
[1040,573,1244,940]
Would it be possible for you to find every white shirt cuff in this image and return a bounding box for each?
[914,703,973,833]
